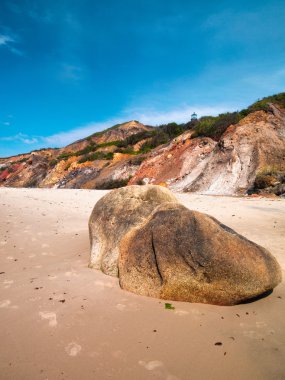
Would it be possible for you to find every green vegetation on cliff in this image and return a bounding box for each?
[48,92,285,169]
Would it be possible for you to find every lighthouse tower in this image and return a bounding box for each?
[191,112,197,121]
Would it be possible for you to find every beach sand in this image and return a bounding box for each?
[0,188,284,380]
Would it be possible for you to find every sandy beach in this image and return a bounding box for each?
[0,188,284,380]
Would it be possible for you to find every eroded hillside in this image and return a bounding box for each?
[131,104,285,195]
[1,95,285,195]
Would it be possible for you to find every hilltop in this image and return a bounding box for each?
[1,93,285,195]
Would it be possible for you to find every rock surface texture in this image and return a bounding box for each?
[89,185,282,305]
[88,185,178,276]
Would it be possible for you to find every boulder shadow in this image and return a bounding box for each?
[240,289,273,304]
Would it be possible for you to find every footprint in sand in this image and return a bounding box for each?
[39,311,57,327]
[0,299,11,308]
[95,280,113,288]
[48,275,57,280]
[256,321,267,328]
[112,350,125,359]
[0,299,18,309]
[174,309,189,316]
[65,342,82,357]
[3,280,14,289]
[95,280,106,287]
[139,360,180,379]
[243,330,263,340]
[41,243,50,248]
[116,304,126,311]
[139,360,163,370]
[65,271,79,277]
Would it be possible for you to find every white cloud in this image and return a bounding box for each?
[0,133,38,144]
[0,34,14,46]
[0,33,23,56]
[42,103,234,147]
[125,104,235,126]
[21,137,38,144]
[42,120,120,146]
[0,103,237,149]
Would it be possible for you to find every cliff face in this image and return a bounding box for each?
[130,105,285,195]
[0,121,151,189]
[62,120,153,154]
[128,132,217,188]
[182,105,285,195]
[0,149,56,188]
[1,105,285,195]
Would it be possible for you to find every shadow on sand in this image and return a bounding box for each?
[240,289,273,304]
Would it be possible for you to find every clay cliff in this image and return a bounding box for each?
[1,94,285,195]
[62,120,152,153]
[130,104,285,195]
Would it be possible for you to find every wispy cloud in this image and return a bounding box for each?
[7,2,80,28]
[7,2,54,23]
[124,104,235,126]
[27,9,54,23]
[0,103,238,150]
[0,34,13,45]
[203,5,285,45]
[0,32,23,56]
[242,68,285,91]
[60,64,84,82]
[0,133,38,144]
[42,120,119,146]
[42,103,234,147]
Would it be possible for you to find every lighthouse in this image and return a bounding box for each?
[191,112,197,121]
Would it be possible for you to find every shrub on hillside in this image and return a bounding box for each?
[254,175,279,189]
[49,159,58,168]
[191,112,243,140]
[78,151,114,163]
[96,141,121,148]
[95,177,130,189]
[129,155,147,165]
[160,122,186,139]
[249,167,285,195]
[247,93,285,113]
[57,152,74,161]
[0,166,8,172]
[16,157,29,163]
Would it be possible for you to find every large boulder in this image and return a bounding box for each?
[88,185,178,276]
[118,202,282,305]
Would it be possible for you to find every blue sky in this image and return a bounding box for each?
[0,0,285,157]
